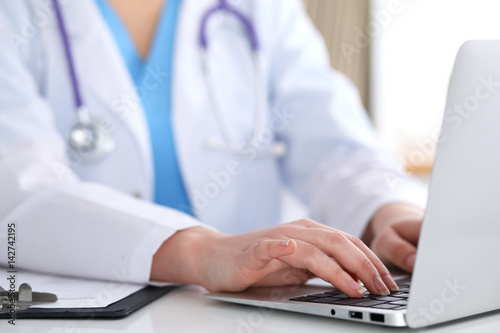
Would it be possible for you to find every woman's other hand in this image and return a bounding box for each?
[362,203,424,273]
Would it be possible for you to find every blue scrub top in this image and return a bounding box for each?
[95,0,193,216]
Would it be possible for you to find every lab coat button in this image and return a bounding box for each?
[132,192,142,199]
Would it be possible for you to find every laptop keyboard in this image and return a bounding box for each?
[289,278,411,310]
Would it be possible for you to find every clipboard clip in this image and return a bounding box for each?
[0,283,58,314]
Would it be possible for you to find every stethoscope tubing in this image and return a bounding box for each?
[52,0,88,123]
[199,0,285,157]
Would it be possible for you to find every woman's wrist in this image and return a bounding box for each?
[150,226,224,287]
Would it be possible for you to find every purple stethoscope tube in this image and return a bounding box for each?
[52,0,84,110]
[199,0,259,52]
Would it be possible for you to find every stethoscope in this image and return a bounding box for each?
[53,0,286,162]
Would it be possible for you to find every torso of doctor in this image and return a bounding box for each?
[0,0,425,284]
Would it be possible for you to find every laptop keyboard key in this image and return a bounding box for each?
[348,300,388,307]
[307,293,330,297]
[330,298,366,305]
[289,296,319,302]
[392,305,408,310]
[389,300,408,306]
[309,297,342,304]
[370,296,400,302]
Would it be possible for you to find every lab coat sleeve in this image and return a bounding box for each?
[264,0,428,237]
[0,8,203,284]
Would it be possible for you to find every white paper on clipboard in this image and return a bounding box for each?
[9,270,145,309]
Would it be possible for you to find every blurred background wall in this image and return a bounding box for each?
[282,0,371,223]
[303,0,500,175]
[285,0,500,221]
[303,0,371,111]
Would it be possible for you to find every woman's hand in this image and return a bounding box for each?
[362,203,424,273]
[151,219,399,297]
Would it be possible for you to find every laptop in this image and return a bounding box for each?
[206,40,500,328]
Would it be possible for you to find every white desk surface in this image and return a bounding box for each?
[3,284,500,333]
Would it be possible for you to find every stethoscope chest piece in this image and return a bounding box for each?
[68,117,115,162]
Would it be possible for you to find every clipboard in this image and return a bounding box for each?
[0,285,179,319]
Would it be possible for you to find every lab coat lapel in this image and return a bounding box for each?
[59,0,154,191]
[172,0,219,220]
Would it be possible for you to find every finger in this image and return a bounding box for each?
[326,255,360,283]
[393,220,422,245]
[326,257,361,285]
[279,240,368,298]
[373,228,417,273]
[227,239,297,291]
[311,221,399,291]
[342,233,399,292]
[245,239,296,271]
[285,221,398,291]
[283,226,391,295]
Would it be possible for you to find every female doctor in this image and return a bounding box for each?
[0,0,427,296]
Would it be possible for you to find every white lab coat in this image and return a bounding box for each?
[0,0,426,284]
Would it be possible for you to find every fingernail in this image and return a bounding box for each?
[349,279,367,295]
[384,274,399,292]
[280,240,291,248]
[373,276,390,295]
[406,254,416,269]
